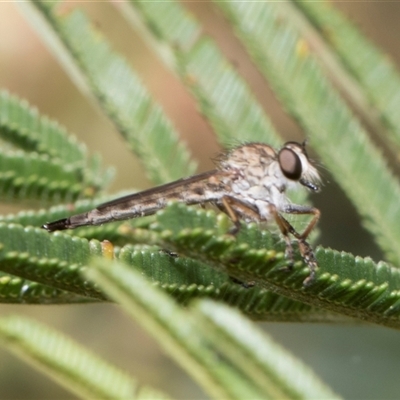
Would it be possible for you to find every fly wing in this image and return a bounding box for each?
[97,169,220,211]
[42,169,227,231]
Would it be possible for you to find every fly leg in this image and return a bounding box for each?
[220,196,259,235]
[219,196,260,288]
[273,204,320,286]
[283,205,320,241]
[282,204,320,286]
[270,206,297,271]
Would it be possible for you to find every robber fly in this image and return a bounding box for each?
[43,141,321,285]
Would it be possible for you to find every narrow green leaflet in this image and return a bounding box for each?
[295,0,400,148]
[216,1,400,266]
[86,258,338,399]
[0,90,85,163]
[19,1,196,185]
[0,223,109,300]
[1,192,329,318]
[0,199,335,319]
[118,246,338,322]
[0,150,87,202]
[0,90,113,195]
[0,90,113,202]
[195,300,340,399]
[125,0,281,146]
[0,215,335,320]
[86,258,279,399]
[154,203,400,329]
[0,273,93,304]
[0,316,169,399]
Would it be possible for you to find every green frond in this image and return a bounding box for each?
[0,150,85,202]
[19,1,196,185]
[295,0,400,147]
[86,258,338,399]
[0,315,169,399]
[86,257,258,400]
[127,1,281,146]
[0,223,109,300]
[154,203,400,329]
[0,273,93,304]
[0,90,85,162]
[194,300,340,399]
[0,199,332,319]
[118,246,345,323]
[216,1,400,266]
[0,90,113,193]
[2,3,399,396]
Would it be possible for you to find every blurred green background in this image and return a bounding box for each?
[0,2,399,399]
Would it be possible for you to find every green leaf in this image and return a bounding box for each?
[295,0,400,148]
[194,300,340,399]
[86,257,263,400]
[154,203,400,329]
[0,90,113,194]
[0,223,108,300]
[215,1,400,266]
[118,246,339,322]
[0,198,347,321]
[0,315,169,399]
[0,215,332,319]
[86,258,338,399]
[0,273,92,304]
[19,1,196,185]
[0,150,85,202]
[126,1,281,147]
[0,90,84,163]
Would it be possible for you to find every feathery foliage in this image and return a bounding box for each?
[0,315,169,399]
[0,90,112,202]
[85,257,340,400]
[295,0,400,148]
[0,0,397,398]
[19,1,196,185]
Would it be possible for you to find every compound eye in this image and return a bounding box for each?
[278,148,302,180]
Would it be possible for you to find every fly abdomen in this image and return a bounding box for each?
[42,218,71,232]
[42,210,98,231]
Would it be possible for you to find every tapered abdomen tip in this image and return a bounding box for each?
[42,218,69,232]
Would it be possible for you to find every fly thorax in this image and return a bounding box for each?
[231,179,251,194]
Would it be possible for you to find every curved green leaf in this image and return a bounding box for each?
[0,273,92,304]
[0,223,109,300]
[0,202,334,318]
[295,0,400,148]
[85,257,277,399]
[86,258,338,399]
[154,203,400,329]
[19,1,196,185]
[125,1,281,147]
[0,315,170,399]
[0,90,85,163]
[0,90,113,194]
[118,246,345,323]
[216,1,400,266]
[0,150,87,202]
[195,300,340,399]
